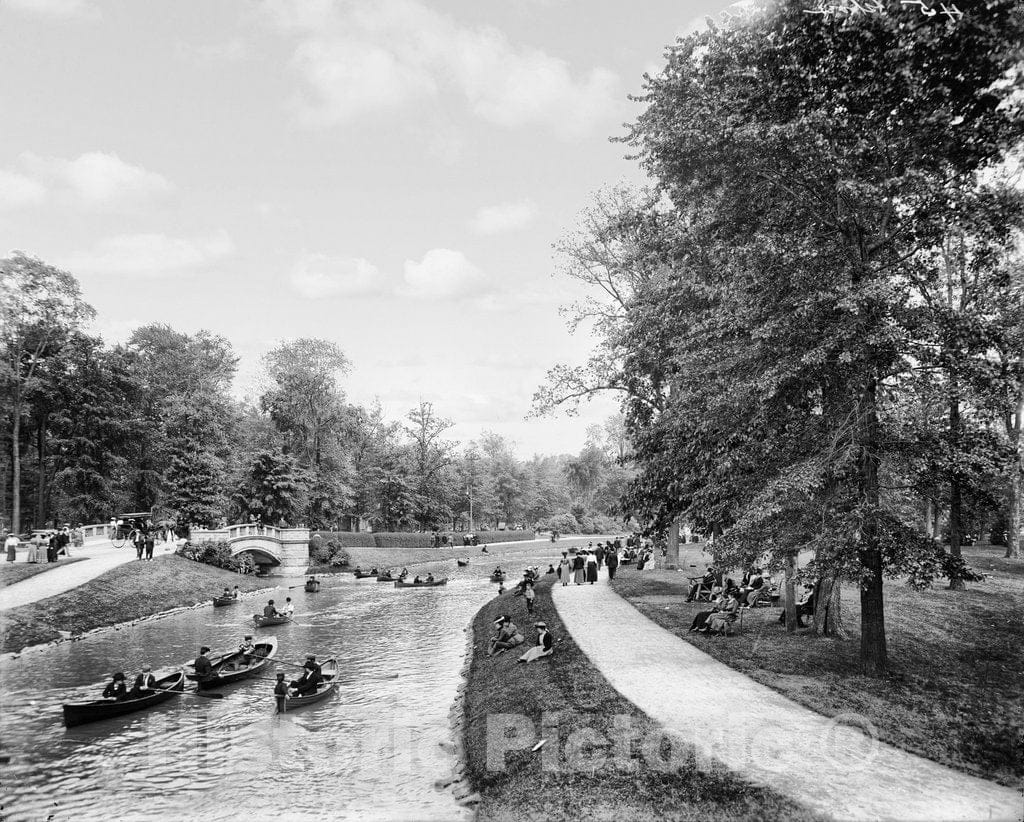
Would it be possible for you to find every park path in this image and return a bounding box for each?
[0,540,173,610]
[551,572,1023,822]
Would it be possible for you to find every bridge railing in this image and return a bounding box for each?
[226,523,283,541]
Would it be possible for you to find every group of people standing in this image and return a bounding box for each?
[556,541,620,586]
[3,528,73,563]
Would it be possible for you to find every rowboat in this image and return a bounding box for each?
[394,578,448,588]
[213,595,238,607]
[253,614,292,627]
[352,570,378,579]
[186,637,278,688]
[375,573,397,582]
[489,572,505,582]
[278,659,339,712]
[63,670,186,727]
[304,580,320,592]
[456,558,469,567]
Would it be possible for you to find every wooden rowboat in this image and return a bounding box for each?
[253,613,292,627]
[375,573,397,582]
[394,578,448,588]
[352,570,378,579]
[304,580,320,592]
[489,572,506,582]
[213,595,238,607]
[456,558,470,567]
[63,670,186,727]
[186,637,278,688]
[278,659,339,712]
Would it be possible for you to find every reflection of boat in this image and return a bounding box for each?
[304,580,320,592]
[213,595,238,607]
[62,671,185,727]
[280,659,339,711]
[186,637,278,687]
[394,578,448,588]
[456,558,469,567]
[253,613,292,627]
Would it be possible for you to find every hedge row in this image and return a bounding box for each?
[311,529,536,549]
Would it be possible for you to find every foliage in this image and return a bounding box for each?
[177,539,254,573]
[230,451,307,526]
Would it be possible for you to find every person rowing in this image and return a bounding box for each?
[130,665,156,696]
[263,600,280,618]
[228,635,257,671]
[193,646,215,688]
[399,567,408,579]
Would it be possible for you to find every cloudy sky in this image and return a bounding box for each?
[1,0,733,457]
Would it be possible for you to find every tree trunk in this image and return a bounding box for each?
[948,385,965,589]
[664,516,680,570]
[813,574,849,639]
[859,380,887,676]
[35,414,47,529]
[924,497,935,539]
[11,387,21,535]
[1006,393,1022,559]
[783,553,798,633]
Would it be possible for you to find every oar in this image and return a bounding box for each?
[163,687,225,700]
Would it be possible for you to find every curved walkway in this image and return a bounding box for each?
[552,572,1022,822]
[0,540,171,610]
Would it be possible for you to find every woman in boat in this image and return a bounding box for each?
[519,622,554,663]
[103,672,128,701]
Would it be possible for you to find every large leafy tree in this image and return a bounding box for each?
[619,1,1024,673]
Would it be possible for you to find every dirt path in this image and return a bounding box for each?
[551,571,1023,822]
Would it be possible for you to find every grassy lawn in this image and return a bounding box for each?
[0,556,87,587]
[1,554,270,654]
[611,545,1024,788]
[462,575,821,821]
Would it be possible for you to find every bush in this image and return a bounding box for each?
[536,513,581,534]
[313,531,375,549]
[577,514,622,534]
[474,529,534,544]
[177,539,254,573]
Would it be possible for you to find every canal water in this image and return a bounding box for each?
[0,539,592,822]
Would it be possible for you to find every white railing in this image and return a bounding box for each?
[225,523,283,541]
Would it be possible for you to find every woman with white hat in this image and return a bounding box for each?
[518,622,554,663]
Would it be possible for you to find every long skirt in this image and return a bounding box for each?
[573,568,585,584]
[6,545,15,562]
[519,645,552,663]
[586,563,598,583]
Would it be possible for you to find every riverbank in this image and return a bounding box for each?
[0,555,270,654]
[460,574,819,821]
[610,544,1024,788]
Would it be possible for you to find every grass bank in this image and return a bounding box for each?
[1,555,269,654]
[0,557,87,587]
[611,544,1024,788]
[461,574,820,821]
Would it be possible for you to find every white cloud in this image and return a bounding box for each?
[62,230,234,277]
[1,152,173,210]
[5,0,99,20]
[289,253,383,298]
[268,0,620,139]
[176,38,250,63]
[401,248,487,299]
[470,199,537,235]
[0,169,47,210]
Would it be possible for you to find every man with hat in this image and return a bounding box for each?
[102,672,128,700]
[193,646,215,688]
[289,655,322,696]
[131,664,157,696]
[274,670,290,712]
[519,622,554,663]
[487,615,524,656]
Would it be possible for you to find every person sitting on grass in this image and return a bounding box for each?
[519,622,554,663]
[707,591,741,635]
[487,616,524,656]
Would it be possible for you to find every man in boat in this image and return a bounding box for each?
[193,646,215,688]
[370,567,379,575]
[413,575,422,584]
[263,600,280,618]
[354,565,362,575]
[103,672,128,700]
[274,671,289,712]
[399,567,408,579]
[289,655,322,696]
[130,664,157,695]
[232,585,241,600]
[425,573,435,583]
[281,597,294,617]
[221,587,231,599]
[229,635,257,671]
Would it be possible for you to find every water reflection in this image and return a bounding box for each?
[0,543,576,821]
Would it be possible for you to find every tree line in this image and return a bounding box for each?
[536,0,1024,675]
[0,252,631,537]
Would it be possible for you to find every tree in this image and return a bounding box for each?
[405,401,456,530]
[0,253,94,533]
[230,451,307,526]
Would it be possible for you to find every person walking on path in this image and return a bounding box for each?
[572,551,586,585]
[586,551,599,584]
[557,552,571,586]
[144,532,154,561]
[605,547,619,580]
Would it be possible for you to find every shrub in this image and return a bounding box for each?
[177,539,253,573]
[313,531,375,549]
[536,513,581,534]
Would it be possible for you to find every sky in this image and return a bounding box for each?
[0,0,738,458]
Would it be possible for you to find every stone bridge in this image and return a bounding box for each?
[188,523,309,576]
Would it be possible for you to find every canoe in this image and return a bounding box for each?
[63,670,186,727]
[253,613,292,627]
[394,578,448,588]
[213,595,238,607]
[185,637,278,688]
[375,573,398,582]
[456,559,469,567]
[304,580,320,592]
[279,659,339,711]
[352,570,378,579]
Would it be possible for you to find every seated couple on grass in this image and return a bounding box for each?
[688,590,741,635]
[488,615,524,656]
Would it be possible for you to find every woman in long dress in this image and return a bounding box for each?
[557,552,572,586]
[585,552,598,584]
[572,552,586,585]
[519,622,554,663]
